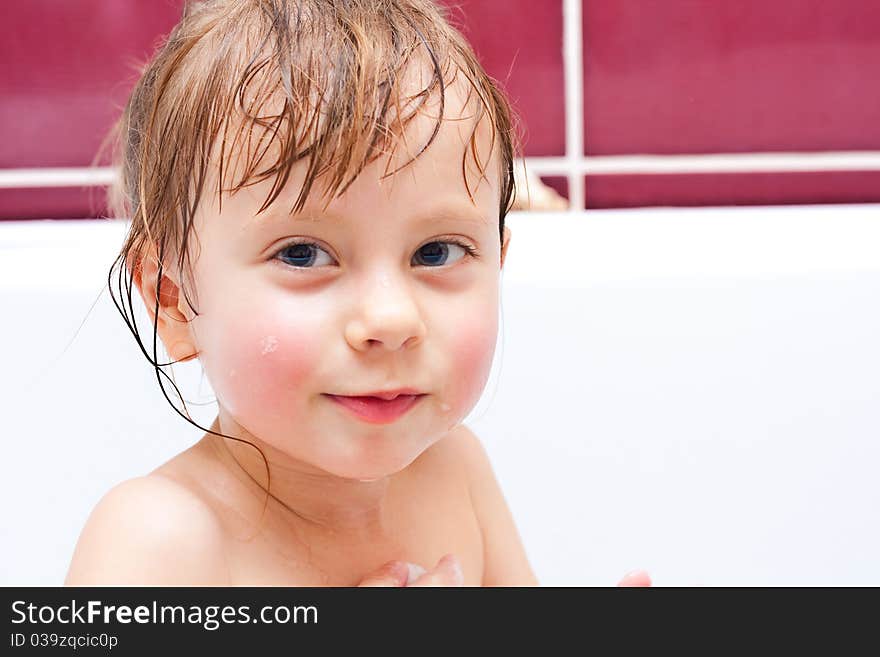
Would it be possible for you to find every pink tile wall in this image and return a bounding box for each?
[1,1,184,218]
[583,0,880,154]
[581,0,880,207]
[443,0,565,156]
[1,1,183,168]
[2,0,879,217]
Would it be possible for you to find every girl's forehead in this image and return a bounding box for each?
[245,197,492,238]
[208,73,500,226]
[224,146,498,237]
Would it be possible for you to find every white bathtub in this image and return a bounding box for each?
[3,204,880,585]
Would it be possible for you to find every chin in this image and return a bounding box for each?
[322,449,422,482]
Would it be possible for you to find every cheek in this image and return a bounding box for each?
[199,308,321,426]
[446,311,498,414]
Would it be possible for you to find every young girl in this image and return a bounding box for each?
[65,0,646,587]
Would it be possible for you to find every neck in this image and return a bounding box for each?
[205,415,397,541]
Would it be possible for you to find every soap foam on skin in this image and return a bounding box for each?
[260,335,279,355]
[405,562,427,585]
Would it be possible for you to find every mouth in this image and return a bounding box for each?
[324,393,426,425]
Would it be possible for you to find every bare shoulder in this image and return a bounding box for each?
[428,424,503,490]
[436,424,494,476]
[65,475,229,586]
[444,424,540,586]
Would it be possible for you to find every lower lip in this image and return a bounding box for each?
[326,394,425,424]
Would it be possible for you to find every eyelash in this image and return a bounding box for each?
[272,238,480,269]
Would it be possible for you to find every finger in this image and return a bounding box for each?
[409,553,464,587]
[409,554,461,587]
[617,570,652,587]
[357,560,409,587]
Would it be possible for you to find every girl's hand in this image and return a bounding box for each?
[617,569,652,587]
[356,560,411,587]
[405,554,463,587]
[356,553,464,587]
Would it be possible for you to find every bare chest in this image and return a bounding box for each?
[221,478,484,586]
[157,435,483,586]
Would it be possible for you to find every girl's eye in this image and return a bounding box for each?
[412,240,477,267]
[275,242,334,268]
[273,239,477,269]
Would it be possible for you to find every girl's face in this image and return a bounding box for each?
[176,96,511,481]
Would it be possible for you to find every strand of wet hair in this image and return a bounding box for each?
[109,241,325,531]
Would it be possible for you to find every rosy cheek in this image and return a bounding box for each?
[447,314,498,417]
[203,313,320,431]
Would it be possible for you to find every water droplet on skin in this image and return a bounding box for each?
[439,402,452,412]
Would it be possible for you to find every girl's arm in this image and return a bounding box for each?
[65,476,230,586]
[454,426,540,587]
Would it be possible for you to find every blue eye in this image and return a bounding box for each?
[412,241,476,267]
[275,243,334,268]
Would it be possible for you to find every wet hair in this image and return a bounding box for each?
[106,0,519,516]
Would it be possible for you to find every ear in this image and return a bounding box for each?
[500,226,512,270]
[130,249,199,363]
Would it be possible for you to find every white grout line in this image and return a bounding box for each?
[3,150,880,190]
[0,167,117,189]
[525,152,880,175]
[562,0,585,211]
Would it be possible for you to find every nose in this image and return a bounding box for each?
[344,271,427,352]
